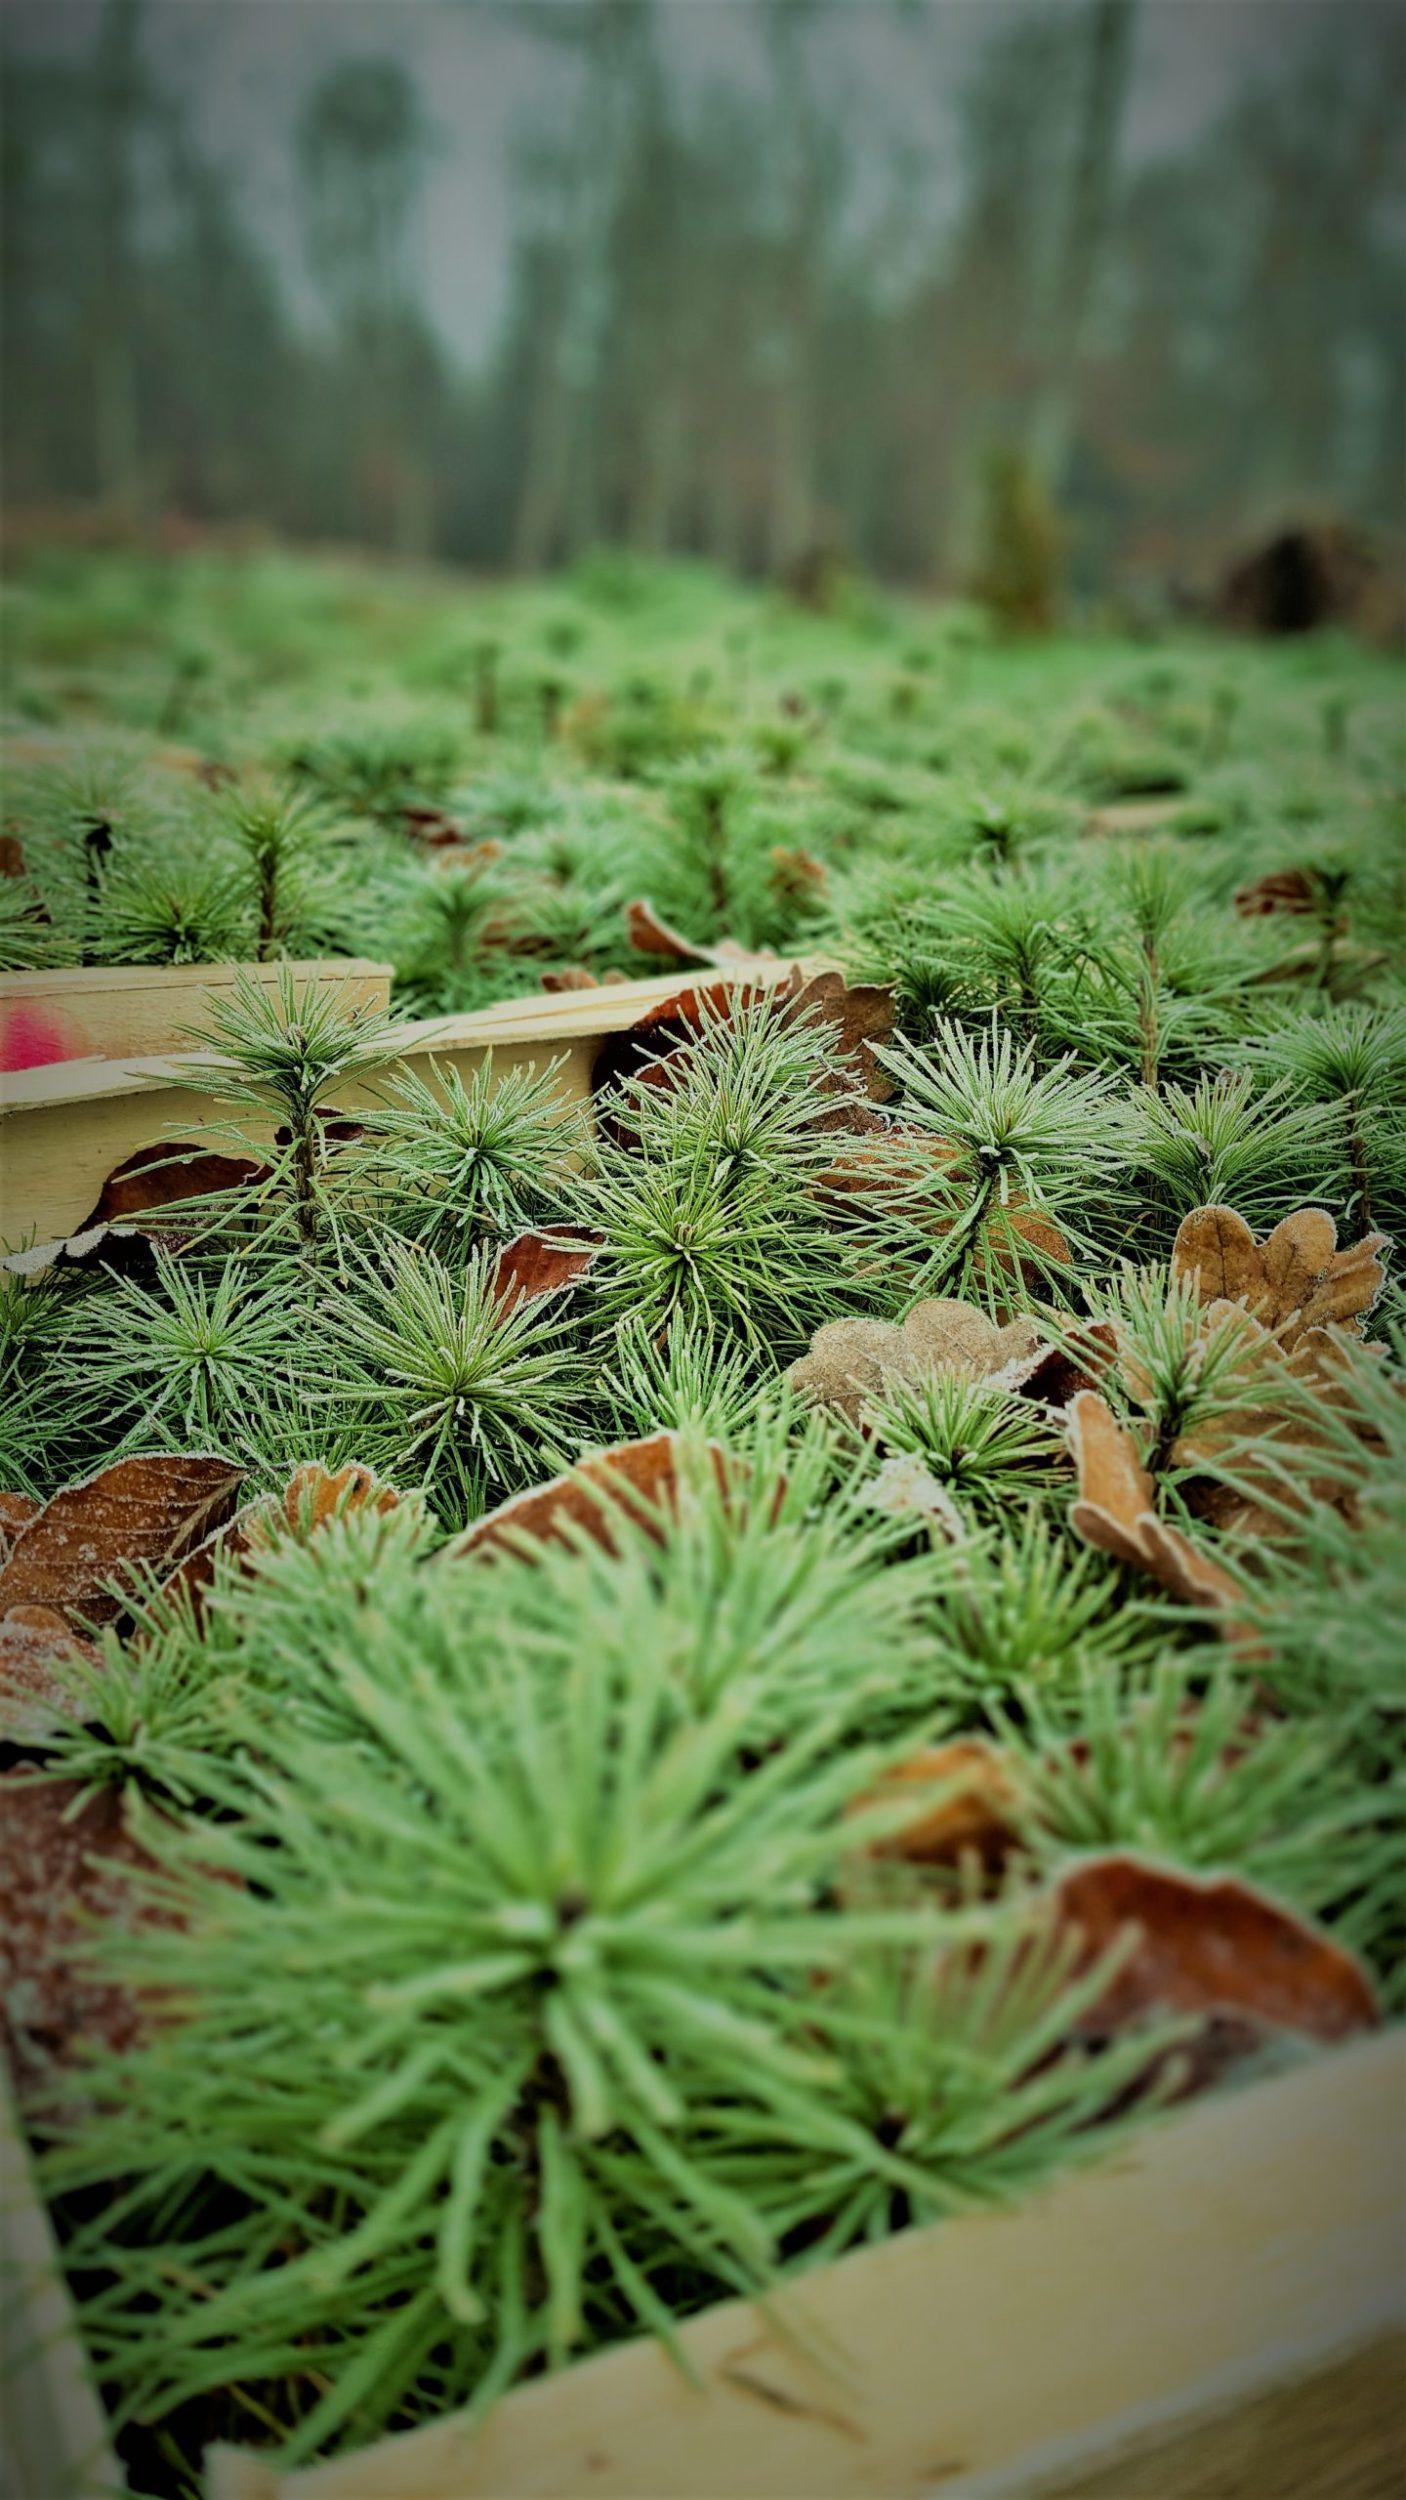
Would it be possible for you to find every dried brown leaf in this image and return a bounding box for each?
[1053,1854,1380,2045]
[1171,1204,1261,1307]
[0,1778,181,2097]
[0,1492,42,1567]
[0,1608,103,1742]
[624,898,713,963]
[489,1226,602,1313]
[785,1318,925,1427]
[855,1740,1024,1872]
[1233,867,1322,918]
[0,1454,245,1629]
[448,1432,736,1562]
[81,1142,265,1230]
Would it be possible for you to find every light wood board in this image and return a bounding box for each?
[204,2031,1406,2500]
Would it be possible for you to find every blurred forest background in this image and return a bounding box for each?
[2,0,1404,608]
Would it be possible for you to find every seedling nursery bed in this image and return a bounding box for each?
[1,550,1403,2498]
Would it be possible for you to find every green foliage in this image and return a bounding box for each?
[3,550,1404,2481]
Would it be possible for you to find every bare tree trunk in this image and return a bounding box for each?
[763,1,825,575]
[1027,0,1136,492]
[91,0,144,513]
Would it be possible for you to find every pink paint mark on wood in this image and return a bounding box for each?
[0,1006,88,1071]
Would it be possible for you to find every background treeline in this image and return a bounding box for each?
[3,0,1404,593]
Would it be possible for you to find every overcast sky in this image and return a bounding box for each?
[5,1,1364,359]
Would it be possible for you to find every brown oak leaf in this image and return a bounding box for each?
[787,1295,1057,1426]
[159,1460,402,1620]
[1171,1203,1388,1351]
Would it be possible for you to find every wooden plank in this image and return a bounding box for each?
[0,967,792,1247]
[1032,2333,1406,2500]
[1,2064,125,2500]
[205,2031,1406,2500]
[0,960,392,1067]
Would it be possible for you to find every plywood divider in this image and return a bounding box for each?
[204,2032,1406,2500]
[0,964,796,1247]
[0,959,393,1067]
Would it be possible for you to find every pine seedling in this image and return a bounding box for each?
[936,860,1091,1035]
[391,859,530,1015]
[91,851,248,966]
[1121,1070,1337,1240]
[0,874,66,970]
[707,1897,1170,2261]
[586,1002,874,1356]
[1064,1263,1277,1480]
[657,754,746,933]
[0,1267,81,1495]
[319,1234,589,1521]
[188,968,397,1253]
[1234,1002,1406,1237]
[46,1590,946,2459]
[868,1372,1062,1524]
[50,1248,302,1460]
[36,1596,242,1811]
[1233,1340,1406,1746]
[288,720,461,824]
[592,1318,768,1444]
[361,1057,585,1255]
[991,1653,1369,1914]
[923,1509,1170,1717]
[220,782,325,961]
[868,1014,1130,1301]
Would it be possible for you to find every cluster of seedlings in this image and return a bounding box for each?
[1,551,1404,2495]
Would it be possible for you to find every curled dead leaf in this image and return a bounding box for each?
[0,1454,245,1630]
[625,898,714,963]
[1172,1203,1388,1350]
[1067,1392,1240,1610]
